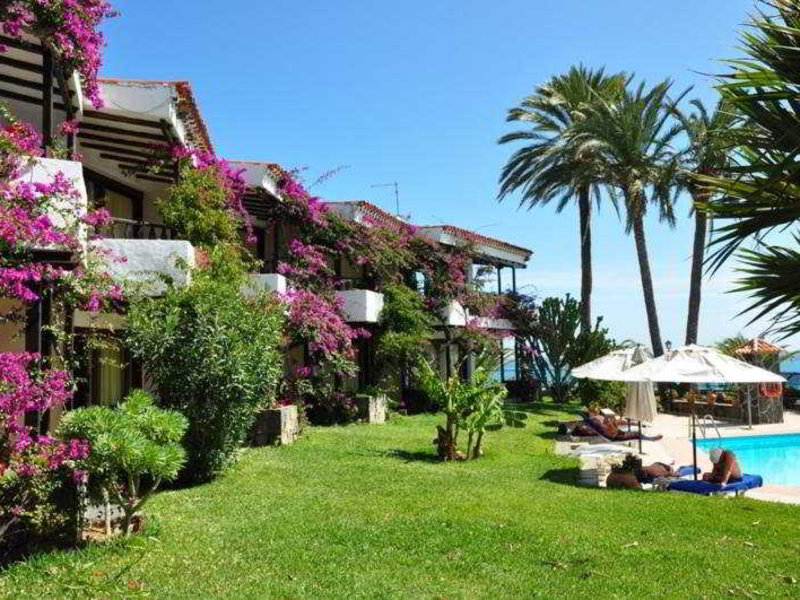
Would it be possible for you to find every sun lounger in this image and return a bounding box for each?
[666,474,763,497]
[584,416,662,442]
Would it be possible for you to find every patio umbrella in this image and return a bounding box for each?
[607,344,786,478]
[572,345,655,453]
[571,346,652,379]
[609,344,786,384]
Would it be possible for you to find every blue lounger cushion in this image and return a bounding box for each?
[667,474,763,495]
[676,465,700,478]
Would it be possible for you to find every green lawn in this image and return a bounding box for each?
[2,405,800,599]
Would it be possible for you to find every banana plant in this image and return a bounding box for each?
[417,349,527,461]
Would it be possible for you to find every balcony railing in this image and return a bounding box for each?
[100,218,177,240]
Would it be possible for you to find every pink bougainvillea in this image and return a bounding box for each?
[0,114,123,310]
[0,1,117,107]
[277,239,334,290]
[0,352,90,537]
[281,289,368,359]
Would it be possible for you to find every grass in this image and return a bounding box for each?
[2,404,800,599]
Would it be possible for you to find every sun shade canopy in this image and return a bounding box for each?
[603,345,786,384]
[571,346,652,380]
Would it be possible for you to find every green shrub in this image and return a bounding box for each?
[126,271,284,484]
[575,379,628,413]
[375,284,433,399]
[157,166,239,247]
[57,390,188,537]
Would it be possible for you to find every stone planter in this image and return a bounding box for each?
[250,405,299,446]
[355,394,387,424]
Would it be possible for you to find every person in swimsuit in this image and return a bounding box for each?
[703,447,742,485]
[587,415,663,441]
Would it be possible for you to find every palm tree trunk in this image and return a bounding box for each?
[685,201,708,345]
[578,185,592,333]
[632,214,664,357]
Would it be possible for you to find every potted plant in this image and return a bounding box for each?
[606,453,643,490]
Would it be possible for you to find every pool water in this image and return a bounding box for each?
[696,434,800,486]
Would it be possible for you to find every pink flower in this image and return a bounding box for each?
[58,119,80,136]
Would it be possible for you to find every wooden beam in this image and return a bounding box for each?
[77,131,160,149]
[0,87,69,112]
[0,72,65,95]
[115,162,175,177]
[99,153,173,173]
[0,54,43,74]
[82,110,165,130]
[41,49,53,149]
[80,141,154,159]
[79,121,167,142]
[0,35,44,55]
[55,63,75,153]
[134,173,175,184]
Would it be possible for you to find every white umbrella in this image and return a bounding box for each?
[572,345,655,453]
[572,346,652,379]
[623,346,657,424]
[605,344,786,384]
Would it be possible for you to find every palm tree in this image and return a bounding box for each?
[497,65,626,333]
[673,99,738,344]
[572,79,689,356]
[698,0,800,339]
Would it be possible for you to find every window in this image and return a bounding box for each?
[72,335,141,408]
[84,167,144,221]
[94,341,126,405]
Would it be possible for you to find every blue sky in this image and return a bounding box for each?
[103,0,792,349]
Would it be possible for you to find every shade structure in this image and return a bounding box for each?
[571,346,653,380]
[734,338,783,356]
[603,345,786,384]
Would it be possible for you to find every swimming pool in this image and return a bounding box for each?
[696,433,800,486]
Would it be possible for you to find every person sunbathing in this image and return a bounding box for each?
[587,415,662,441]
[703,448,742,485]
[636,461,676,482]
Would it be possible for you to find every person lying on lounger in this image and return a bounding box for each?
[703,448,742,485]
[586,415,663,441]
[636,462,676,482]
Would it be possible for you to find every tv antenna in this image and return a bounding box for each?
[371,181,402,216]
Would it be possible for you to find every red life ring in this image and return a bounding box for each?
[759,382,783,398]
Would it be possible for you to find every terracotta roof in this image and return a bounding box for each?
[97,78,214,153]
[327,200,411,230]
[228,159,282,168]
[734,338,783,355]
[420,224,532,259]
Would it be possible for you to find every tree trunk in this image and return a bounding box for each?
[435,424,456,461]
[685,202,708,345]
[102,487,111,536]
[632,214,664,357]
[578,185,592,333]
[466,430,474,459]
[473,431,485,459]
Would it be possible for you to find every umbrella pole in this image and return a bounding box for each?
[692,409,698,481]
[638,419,642,454]
[747,384,753,430]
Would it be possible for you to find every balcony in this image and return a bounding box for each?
[95,238,195,296]
[15,157,88,251]
[441,300,514,330]
[99,218,177,240]
[243,273,287,297]
[335,289,384,323]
